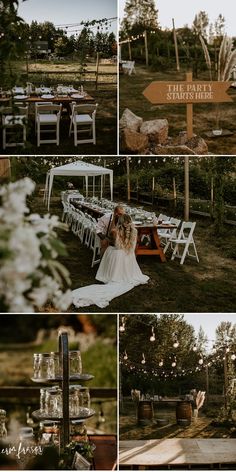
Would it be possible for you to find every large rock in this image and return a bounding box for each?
[121,128,149,153]
[178,132,208,154]
[153,144,196,155]
[140,119,169,145]
[119,108,143,132]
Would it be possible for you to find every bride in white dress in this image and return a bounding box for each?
[72,214,149,308]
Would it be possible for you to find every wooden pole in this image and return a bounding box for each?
[172,18,180,72]
[184,72,193,222]
[186,72,193,139]
[184,156,189,221]
[173,177,177,208]
[205,365,209,405]
[128,41,132,61]
[152,176,155,206]
[224,349,228,409]
[126,156,131,202]
[144,30,149,67]
[95,52,100,91]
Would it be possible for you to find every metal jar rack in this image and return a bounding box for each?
[31,331,94,451]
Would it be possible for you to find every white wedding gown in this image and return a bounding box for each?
[72,242,149,308]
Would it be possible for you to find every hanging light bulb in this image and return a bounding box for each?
[158,359,163,367]
[172,358,177,368]
[150,326,155,342]
[193,344,197,352]
[141,353,146,364]
[198,358,204,365]
[123,350,128,361]
[173,333,179,348]
[226,346,230,353]
[231,354,236,361]
[119,316,125,332]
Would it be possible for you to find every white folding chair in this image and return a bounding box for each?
[122,61,136,75]
[36,103,62,146]
[34,102,53,132]
[169,221,199,265]
[69,103,98,146]
[162,217,181,253]
[2,106,28,149]
[90,230,101,267]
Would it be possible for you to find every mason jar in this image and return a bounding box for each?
[69,351,82,376]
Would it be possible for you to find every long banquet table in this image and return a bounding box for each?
[71,199,173,263]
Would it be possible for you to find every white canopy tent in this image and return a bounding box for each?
[45,160,113,209]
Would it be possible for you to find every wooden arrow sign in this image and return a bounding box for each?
[143,80,233,104]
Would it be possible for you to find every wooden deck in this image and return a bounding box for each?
[119,439,236,469]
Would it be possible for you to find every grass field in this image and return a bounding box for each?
[29,193,236,314]
[119,65,236,155]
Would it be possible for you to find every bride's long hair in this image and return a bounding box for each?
[115,214,137,252]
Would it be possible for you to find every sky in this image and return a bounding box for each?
[18,0,118,36]
[183,314,236,348]
[119,0,235,37]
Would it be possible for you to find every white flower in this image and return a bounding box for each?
[53,289,72,312]
[0,178,71,313]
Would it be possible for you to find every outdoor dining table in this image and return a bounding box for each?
[0,92,95,114]
[71,199,175,262]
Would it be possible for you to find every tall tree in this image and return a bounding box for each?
[193,11,209,38]
[0,0,27,86]
[121,0,159,36]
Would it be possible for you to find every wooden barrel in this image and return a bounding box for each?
[176,401,192,426]
[137,401,154,424]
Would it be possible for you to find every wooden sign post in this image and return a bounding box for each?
[143,74,233,220]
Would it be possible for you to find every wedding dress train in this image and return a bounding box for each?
[72,246,149,308]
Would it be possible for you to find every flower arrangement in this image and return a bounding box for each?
[0,177,72,313]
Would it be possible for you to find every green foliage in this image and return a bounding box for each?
[121,0,159,36]
[82,340,117,388]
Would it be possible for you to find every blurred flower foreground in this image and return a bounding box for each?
[0,178,72,313]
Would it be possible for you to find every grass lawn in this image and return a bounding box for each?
[119,65,236,155]
[30,194,236,314]
[0,61,117,155]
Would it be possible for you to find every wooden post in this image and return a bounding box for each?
[186,72,194,139]
[152,176,155,206]
[172,18,180,72]
[144,30,149,67]
[173,177,177,208]
[95,52,100,91]
[224,349,228,409]
[205,365,209,405]
[126,156,131,202]
[184,72,193,222]
[128,41,132,61]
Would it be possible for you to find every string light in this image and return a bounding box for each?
[173,333,179,348]
[231,354,236,360]
[150,326,155,342]
[158,359,163,367]
[141,353,146,364]
[123,350,128,361]
[192,344,197,352]
[119,316,125,333]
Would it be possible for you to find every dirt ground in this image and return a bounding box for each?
[119,402,236,439]
[30,196,236,314]
[119,66,236,155]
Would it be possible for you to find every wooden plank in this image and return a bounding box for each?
[119,439,236,466]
